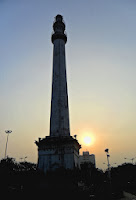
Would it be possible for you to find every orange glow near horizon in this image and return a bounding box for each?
[77,129,96,148]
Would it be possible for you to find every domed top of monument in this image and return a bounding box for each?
[55,14,63,21]
[52,14,67,43]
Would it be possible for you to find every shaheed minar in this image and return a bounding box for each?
[35,15,81,173]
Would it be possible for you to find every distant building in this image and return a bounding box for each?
[79,151,96,168]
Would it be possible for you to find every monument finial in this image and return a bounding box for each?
[51,14,67,43]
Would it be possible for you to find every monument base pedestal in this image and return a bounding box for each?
[35,136,81,173]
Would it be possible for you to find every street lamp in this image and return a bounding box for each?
[124,157,136,164]
[103,162,117,168]
[5,130,12,158]
[104,148,113,198]
[104,148,111,182]
[20,156,28,162]
[20,157,23,162]
[24,156,27,162]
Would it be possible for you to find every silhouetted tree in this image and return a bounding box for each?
[111,163,136,195]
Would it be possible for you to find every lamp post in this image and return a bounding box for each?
[24,156,27,162]
[124,157,136,164]
[5,130,12,158]
[20,157,23,162]
[103,162,117,168]
[105,148,111,183]
[20,156,28,162]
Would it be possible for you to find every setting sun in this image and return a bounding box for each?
[77,129,96,148]
[83,136,92,145]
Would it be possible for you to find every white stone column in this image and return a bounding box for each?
[50,15,70,137]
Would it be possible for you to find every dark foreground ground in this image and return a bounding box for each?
[1,158,136,200]
[1,170,123,200]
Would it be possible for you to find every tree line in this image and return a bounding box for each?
[0,157,136,199]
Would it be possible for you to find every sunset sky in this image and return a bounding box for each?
[0,0,136,169]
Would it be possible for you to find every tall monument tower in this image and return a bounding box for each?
[50,14,70,137]
[35,15,81,173]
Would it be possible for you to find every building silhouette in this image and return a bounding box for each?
[79,151,96,167]
[35,15,81,173]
